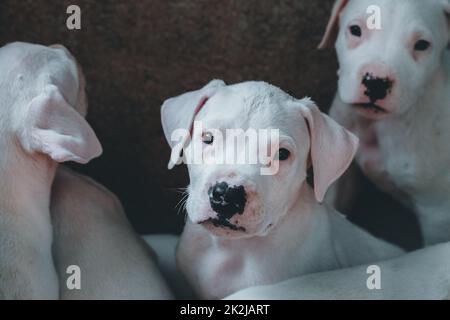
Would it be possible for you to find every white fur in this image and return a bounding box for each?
[226,242,450,300]
[0,42,100,299]
[51,166,173,300]
[162,81,403,299]
[326,0,450,246]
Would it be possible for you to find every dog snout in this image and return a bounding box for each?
[208,182,247,220]
[362,72,393,103]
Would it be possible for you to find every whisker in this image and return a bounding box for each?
[175,192,189,216]
[177,198,188,216]
[166,187,189,195]
[175,193,188,210]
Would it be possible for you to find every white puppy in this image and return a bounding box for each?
[227,241,450,300]
[161,80,403,299]
[320,0,450,246]
[0,42,102,299]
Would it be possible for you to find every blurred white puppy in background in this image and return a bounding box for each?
[159,80,403,299]
[322,0,450,246]
[0,42,102,299]
[0,41,172,300]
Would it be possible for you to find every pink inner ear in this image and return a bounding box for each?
[188,96,210,136]
[161,79,226,169]
[22,85,102,164]
[167,95,209,169]
[318,0,349,49]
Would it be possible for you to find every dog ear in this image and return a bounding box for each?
[441,0,450,48]
[296,98,358,203]
[19,85,102,164]
[318,0,350,49]
[444,1,450,27]
[50,44,89,117]
[161,79,226,169]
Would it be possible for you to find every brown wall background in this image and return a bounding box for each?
[0,0,420,249]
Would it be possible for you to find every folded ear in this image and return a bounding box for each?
[296,98,358,203]
[49,44,88,117]
[318,0,349,49]
[444,1,450,26]
[161,79,226,169]
[20,85,103,164]
[439,1,450,48]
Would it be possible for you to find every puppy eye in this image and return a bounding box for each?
[202,132,214,145]
[349,25,362,37]
[414,40,431,51]
[277,148,291,161]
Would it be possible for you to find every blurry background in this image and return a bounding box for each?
[0,0,421,250]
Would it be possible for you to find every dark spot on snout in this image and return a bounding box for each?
[207,182,247,231]
[208,182,247,220]
[362,73,393,103]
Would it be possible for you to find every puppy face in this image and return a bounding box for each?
[162,81,358,240]
[184,83,310,238]
[322,0,450,119]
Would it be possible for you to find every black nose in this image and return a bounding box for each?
[208,182,247,220]
[362,73,393,103]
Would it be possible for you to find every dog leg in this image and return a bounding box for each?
[142,234,196,299]
[51,166,173,299]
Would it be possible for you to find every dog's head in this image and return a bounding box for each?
[0,42,101,165]
[162,81,358,239]
[319,0,450,119]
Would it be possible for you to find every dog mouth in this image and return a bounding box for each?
[352,102,387,113]
[351,102,388,116]
[200,218,246,232]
